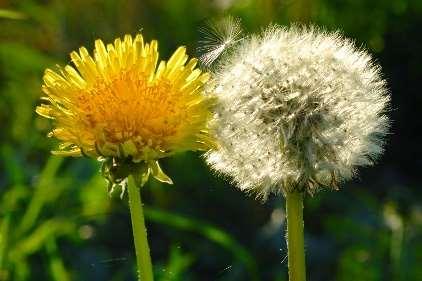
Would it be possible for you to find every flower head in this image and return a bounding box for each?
[37,33,214,187]
[205,25,390,198]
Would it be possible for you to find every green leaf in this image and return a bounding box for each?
[0,9,26,20]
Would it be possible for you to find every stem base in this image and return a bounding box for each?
[286,192,306,281]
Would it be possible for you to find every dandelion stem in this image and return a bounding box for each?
[286,192,306,281]
[127,175,154,281]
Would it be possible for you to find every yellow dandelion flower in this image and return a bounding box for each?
[36,33,214,186]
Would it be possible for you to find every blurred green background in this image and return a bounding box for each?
[0,0,421,280]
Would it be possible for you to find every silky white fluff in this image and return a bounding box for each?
[198,16,243,67]
[205,25,390,198]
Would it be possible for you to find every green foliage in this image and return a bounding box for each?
[157,245,195,281]
[0,9,26,20]
[145,207,259,281]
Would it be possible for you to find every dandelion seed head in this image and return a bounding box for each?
[206,25,390,198]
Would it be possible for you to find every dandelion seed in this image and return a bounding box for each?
[198,16,243,67]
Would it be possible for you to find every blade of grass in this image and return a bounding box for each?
[160,245,195,281]
[144,207,260,281]
[17,156,64,235]
[10,219,75,262]
[46,238,71,281]
[0,9,26,20]
[0,214,11,270]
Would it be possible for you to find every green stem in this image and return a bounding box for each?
[286,192,306,281]
[127,175,154,281]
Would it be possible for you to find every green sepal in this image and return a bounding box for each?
[100,157,114,190]
[100,157,132,194]
[101,158,130,183]
[149,161,173,184]
[132,163,151,188]
[100,157,173,194]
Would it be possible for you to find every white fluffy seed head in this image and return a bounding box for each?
[205,25,390,199]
